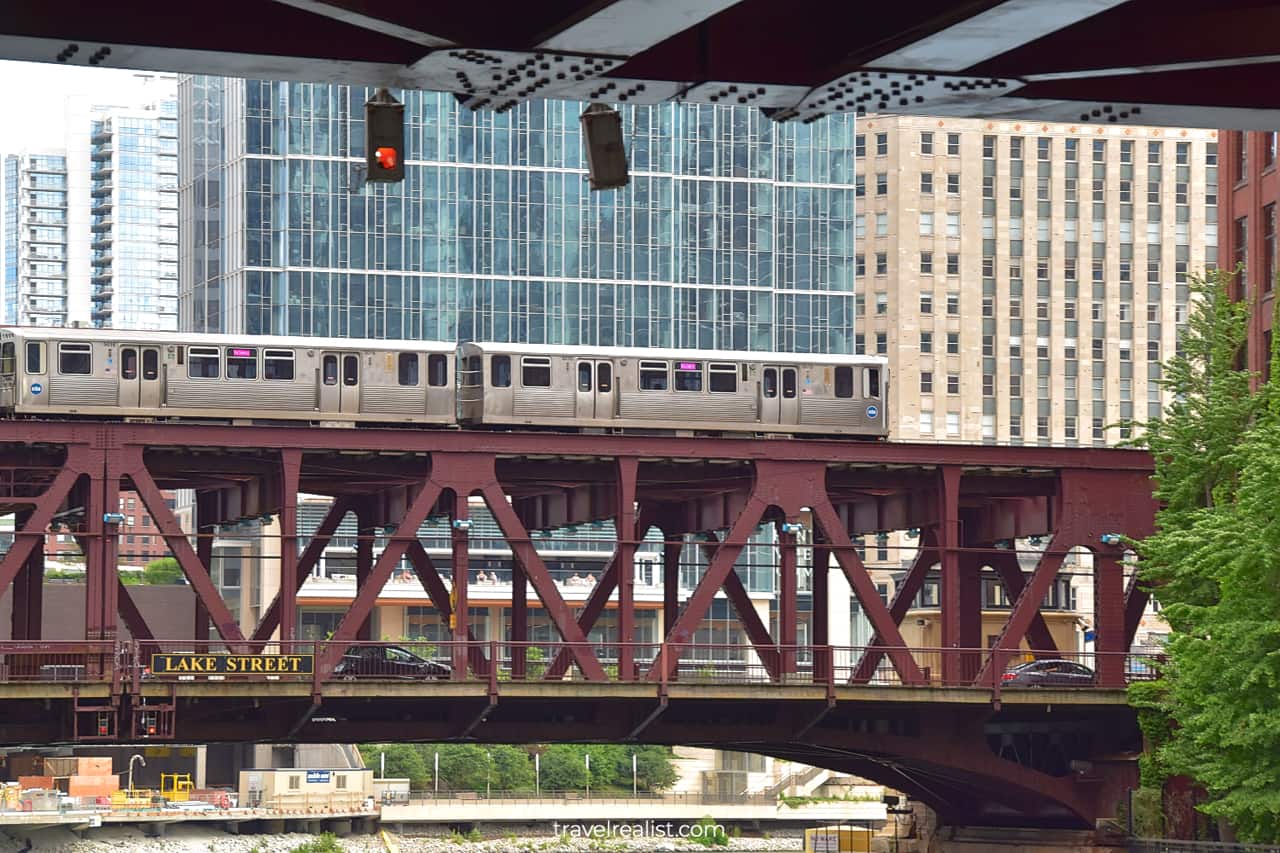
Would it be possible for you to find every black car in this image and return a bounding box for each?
[1001,659,1095,687]
[334,645,451,679]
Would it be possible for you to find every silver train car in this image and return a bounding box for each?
[0,328,457,424]
[458,342,889,438]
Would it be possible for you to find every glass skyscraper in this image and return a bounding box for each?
[179,78,857,352]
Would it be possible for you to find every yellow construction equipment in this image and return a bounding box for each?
[160,773,193,801]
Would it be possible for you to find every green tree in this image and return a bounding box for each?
[539,744,587,790]
[143,557,184,585]
[1128,268,1280,841]
[358,743,430,789]
[633,745,679,791]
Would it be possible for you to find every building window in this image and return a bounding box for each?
[855,135,865,157]
[875,293,888,314]
[920,252,933,274]
[1037,417,1050,439]
[919,411,932,433]
[947,133,960,156]
[1010,415,1022,439]
[946,293,959,315]
[920,332,933,354]
[920,372,933,393]
[1065,417,1077,440]
[946,253,959,275]
[920,132,933,154]
[947,173,959,195]
[1236,133,1248,183]
[876,252,888,275]
[876,133,888,156]
[1268,132,1279,169]
[856,254,865,276]
[875,333,887,355]
[983,135,995,158]
[946,332,959,354]
[920,213,934,236]
[920,172,932,194]
[1235,216,1248,295]
[1265,204,1276,292]
[946,213,960,236]
[982,374,994,396]
[946,412,960,435]
[877,172,888,195]
[1010,375,1022,396]
[876,213,888,236]
[920,292,933,314]
[946,374,959,394]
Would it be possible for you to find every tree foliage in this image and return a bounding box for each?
[1129,268,1280,842]
[142,557,184,585]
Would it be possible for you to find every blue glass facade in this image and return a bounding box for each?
[181,79,857,353]
[90,101,180,330]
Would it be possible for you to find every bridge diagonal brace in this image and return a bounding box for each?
[975,530,1070,684]
[851,527,938,683]
[794,695,837,741]
[480,482,607,681]
[320,479,444,673]
[404,541,489,676]
[647,495,767,682]
[544,504,657,680]
[989,548,1058,653]
[698,533,781,680]
[459,698,498,739]
[286,700,322,740]
[626,695,669,742]
[810,498,924,685]
[120,447,247,648]
[253,495,355,643]
[0,449,88,600]
[1124,569,1152,650]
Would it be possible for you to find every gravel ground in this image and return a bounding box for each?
[0,825,808,852]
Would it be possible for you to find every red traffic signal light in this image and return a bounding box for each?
[365,88,405,183]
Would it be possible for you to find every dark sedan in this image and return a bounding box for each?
[1001,659,1095,687]
[334,645,451,679]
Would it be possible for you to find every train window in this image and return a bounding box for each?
[597,363,612,393]
[763,368,778,398]
[26,342,43,375]
[59,342,92,375]
[428,354,448,387]
[142,349,159,381]
[834,366,854,398]
[865,367,882,398]
[398,353,420,387]
[578,362,592,392]
[491,355,511,388]
[121,348,138,380]
[342,355,359,386]
[226,347,257,380]
[188,347,219,379]
[782,368,797,399]
[639,361,668,390]
[521,357,551,387]
[0,342,14,375]
[674,361,703,392]
[322,355,338,385]
[264,349,295,381]
[709,363,737,393]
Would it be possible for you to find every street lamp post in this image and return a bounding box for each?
[486,750,492,798]
[585,753,590,799]
[632,753,637,797]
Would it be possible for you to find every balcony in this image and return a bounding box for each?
[90,181,112,197]
[91,144,113,160]
[91,216,113,232]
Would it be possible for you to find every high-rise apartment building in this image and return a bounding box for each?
[2,88,179,330]
[88,99,180,329]
[855,116,1216,446]
[1218,130,1277,383]
[3,152,71,326]
[178,78,856,353]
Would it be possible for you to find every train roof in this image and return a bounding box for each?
[459,341,888,367]
[0,327,456,353]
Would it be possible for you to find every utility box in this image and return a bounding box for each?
[239,768,373,812]
[804,825,873,852]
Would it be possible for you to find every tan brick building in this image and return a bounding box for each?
[854,115,1217,446]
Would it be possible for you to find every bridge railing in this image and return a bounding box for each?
[0,640,1164,689]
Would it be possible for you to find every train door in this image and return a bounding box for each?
[139,348,161,409]
[574,359,615,420]
[119,347,140,408]
[759,365,799,426]
[319,351,361,414]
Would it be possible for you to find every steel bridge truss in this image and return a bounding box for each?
[0,421,1158,826]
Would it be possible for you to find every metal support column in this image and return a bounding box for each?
[450,491,470,676]
[355,501,375,642]
[1094,550,1126,687]
[194,491,217,645]
[278,449,302,644]
[778,519,798,675]
[937,466,965,683]
[615,457,638,680]
[11,511,43,640]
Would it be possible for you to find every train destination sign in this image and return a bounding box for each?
[150,654,314,675]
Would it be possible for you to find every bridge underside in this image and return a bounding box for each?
[0,421,1156,828]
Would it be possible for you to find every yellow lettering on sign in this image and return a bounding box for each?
[250,658,265,672]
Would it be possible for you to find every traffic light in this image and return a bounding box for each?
[365,87,405,183]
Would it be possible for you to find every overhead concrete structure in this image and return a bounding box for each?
[3,1,1280,128]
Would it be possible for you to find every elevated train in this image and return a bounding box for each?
[0,328,889,438]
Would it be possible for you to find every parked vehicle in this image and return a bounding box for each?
[333,645,451,679]
[1001,659,1096,687]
